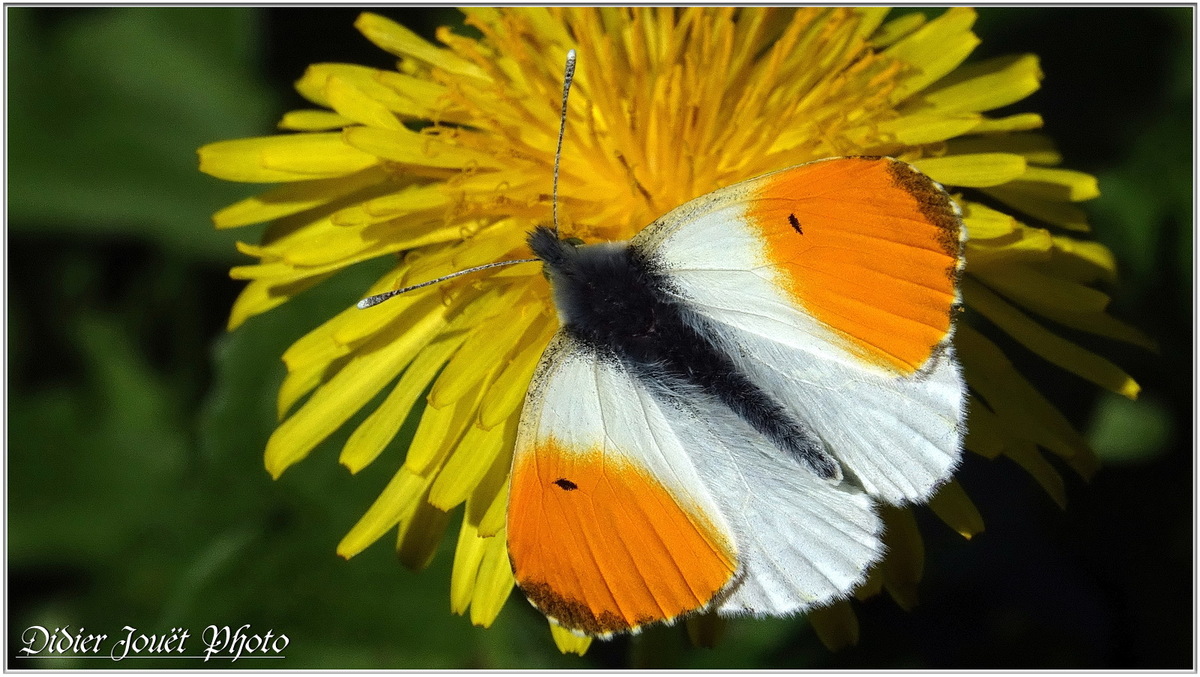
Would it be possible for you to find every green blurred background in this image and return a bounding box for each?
[7,7,1193,669]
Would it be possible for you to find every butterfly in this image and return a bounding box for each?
[357,51,967,640]
[505,154,967,637]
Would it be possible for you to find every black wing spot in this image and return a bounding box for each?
[787,213,803,234]
[553,478,578,491]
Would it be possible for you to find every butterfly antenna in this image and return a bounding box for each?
[357,50,576,312]
[552,48,576,238]
[357,258,539,309]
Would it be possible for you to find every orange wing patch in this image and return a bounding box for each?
[507,440,736,636]
[748,156,963,374]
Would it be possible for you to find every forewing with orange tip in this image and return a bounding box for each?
[507,331,885,634]
[746,157,963,374]
[634,157,967,504]
[507,333,738,636]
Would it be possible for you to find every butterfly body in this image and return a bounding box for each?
[529,226,840,480]
[507,156,967,637]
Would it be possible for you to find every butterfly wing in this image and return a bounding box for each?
[507,331,737,636]
[657,386,884,618]
[632,156,967,505]
[507,331,883,634]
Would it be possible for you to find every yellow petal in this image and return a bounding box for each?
[1048,308,1156,350]
[477,476,509,539]
[355,12,487,80]
[428,415,516,512]
[336,466,429,559]
[214,166,387,228]
[259,218,373,267]
[876,111,981,145]
[869,11,926,48]
[479,317,555,429]
[970,112,1044,134]
[958,325,1095,465]
[326,75,404,131]
[391,224,531,293]
[330,183,450,228]
[964,278,1140,399]
[402,283,516,475]
[946,132,1063,167]
[449,511,487,616]
[276,360,334,422]
[1063,440,1102,483]
[885,7,979,102]
[927,479,985,539]
[376,71,463,118]
[451,419,524,622]
[228,258,305,281]
[468,427,514,529]
[343,126,502,170]
[913,153,1027,188]
[340,329,470,473]
[404,391,478,477]
[966,224,1055,269]
[880,506,923,611]
[964,395,1008,460]
[240,207,373,263]
[296,63,453,119]
[264,295,449,478]
[294,63,373,108]
[198,133,379,183]
[808,600,860,651]
[246,219,480,284]
[279,330,369,419]
[1005,441,1067,509]
[332,268,489,350]
[428,307,541,408]
[961,200,1019,240]
[436,220,534,273]
[979,254,1153,347]
[921,54,1042,114]
[684,611,727,649]
[1001,167,1101,202]
[1049,237,1117,281]
[227,275,326,331]
[853,562,886,602]
[984,185,1091,231]
[469,528,516,627]
[851,7,892,44]
[281,301,376,374]
[277,272,434,418]
[279,109,354,131]
[550,623,592,655]
[396,496,453,571]
[975,262,1111,314]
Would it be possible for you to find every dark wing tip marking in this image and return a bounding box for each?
[553,478,578,491]
[884,159,964,266]
[519,580,632,636]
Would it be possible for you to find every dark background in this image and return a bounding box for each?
[7,7,1194,669]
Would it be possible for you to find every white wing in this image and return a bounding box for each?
[507,332,883,635]
[633,157,967,504]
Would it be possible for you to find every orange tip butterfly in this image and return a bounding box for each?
[360,49,967,639]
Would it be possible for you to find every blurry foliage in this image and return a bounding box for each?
[6,7,1193,669]
[8,8,274,260]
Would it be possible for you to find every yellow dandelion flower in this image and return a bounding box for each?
[198,7,1147,654]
